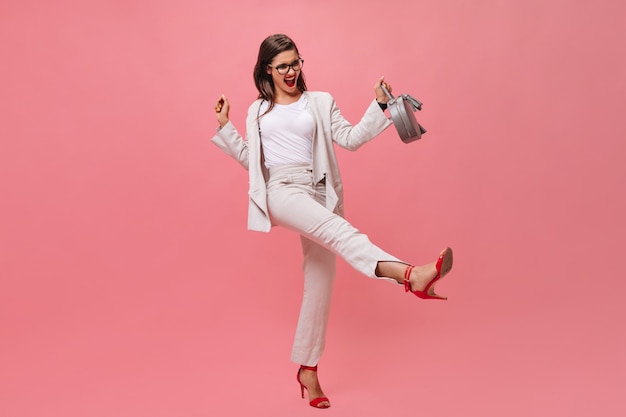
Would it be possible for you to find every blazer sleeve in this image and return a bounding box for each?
[330,97,392,151]
[211,121,250,171]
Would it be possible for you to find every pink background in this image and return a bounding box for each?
[1,1,625,416]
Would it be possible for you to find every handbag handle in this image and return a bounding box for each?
[380,83,395,102]
[380,84,423,111]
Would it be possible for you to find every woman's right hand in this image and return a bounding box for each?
[215,94,230,128]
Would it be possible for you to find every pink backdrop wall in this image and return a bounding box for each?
[1,1,624,416]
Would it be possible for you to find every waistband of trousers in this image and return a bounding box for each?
[268,163,313,179]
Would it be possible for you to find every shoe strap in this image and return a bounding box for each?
[300,365,318,372]
[403,265,414,292]
[310,396,331,408]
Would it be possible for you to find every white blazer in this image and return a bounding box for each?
[211,91,392,232]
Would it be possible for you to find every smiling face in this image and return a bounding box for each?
[267,49,302,102]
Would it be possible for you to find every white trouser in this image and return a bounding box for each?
[266,163,402,366]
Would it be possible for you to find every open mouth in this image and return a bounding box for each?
[285,77,296,88]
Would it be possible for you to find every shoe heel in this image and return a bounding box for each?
[296,368,305,399]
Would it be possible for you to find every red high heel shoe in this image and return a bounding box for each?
[404,247,453,300]
[297,365,330,409]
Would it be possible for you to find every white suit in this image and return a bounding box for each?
[212,92,403,365]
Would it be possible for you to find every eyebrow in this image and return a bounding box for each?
[275,59,300,66]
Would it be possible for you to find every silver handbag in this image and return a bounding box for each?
[381,85,427,143]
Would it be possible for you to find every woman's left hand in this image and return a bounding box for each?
[374,76,392,104]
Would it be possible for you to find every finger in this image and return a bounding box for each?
[215,95,227,113]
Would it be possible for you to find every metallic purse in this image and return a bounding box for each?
[381,85,427,143]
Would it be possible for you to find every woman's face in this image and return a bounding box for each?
[267,49,301,98]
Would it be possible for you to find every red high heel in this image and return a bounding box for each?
[404,247,453,300]
[297,365,330,409]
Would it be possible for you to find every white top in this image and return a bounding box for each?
[259,95,315,169]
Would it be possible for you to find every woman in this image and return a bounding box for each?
[212,34,453,409]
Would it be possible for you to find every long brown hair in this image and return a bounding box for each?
[253,34,307,116]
